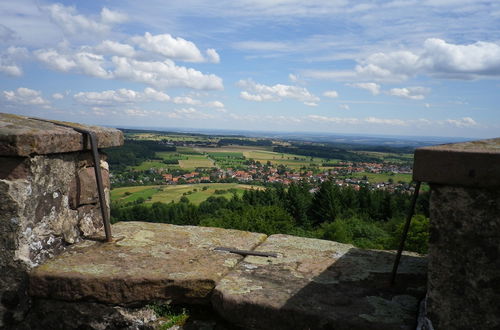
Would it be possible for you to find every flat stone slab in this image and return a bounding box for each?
[413,137,500,187]
[0,113,123,156]
[29,222,267,304]
[213,234,427,330]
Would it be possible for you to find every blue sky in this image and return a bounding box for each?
[1,0,499,138]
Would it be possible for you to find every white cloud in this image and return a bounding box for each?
[445,117,477,127]
[206,100,225,108]
[339,104,350,110]
[3,87,50,105]
[45,4,125,35]
[167,107,214,119]
[206,48,220,63]
[237,79,319,105]
[124,108,151,117]
[304,102,318,107]
[306,39,500,82]
[74,52,109,78]
[100,7,127,24]
[52,93,64,100]
[307,115,360,125]
[34,47,222,90]
[173,96,201,105]
[0,63,22,77]
[0,47,29,77]
[365,117,407,126]
[287,74,296,83]
[421,38,500,79]
[95,40,136,57]
[349,82,381,95]
[323,90,339,98]
[307,114,480,128]
[74,88,170,105]
[132,32,207,62]
[388,87,430,100]
[143,87,170,102]
[34,49,110,78]
[34,49,76,72]
[111,56,223,90]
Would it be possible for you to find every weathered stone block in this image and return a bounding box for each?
[29,222,267,305]
[427,185,500,329]
[213,234,427,330]
[0,113,123,156]
[77,166,110,205]
[77,205,104,237]
[0,157,29,180]
[17,299,159,330]
[0,114,122,328]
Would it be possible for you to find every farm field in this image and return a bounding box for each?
[353,151,413,164]
[349,172,413,183]
[131,160,179,171]
[111,183,264,205]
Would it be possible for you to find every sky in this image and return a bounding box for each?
[1,0,499,138]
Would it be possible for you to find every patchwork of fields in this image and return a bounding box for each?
[111,183,264,205]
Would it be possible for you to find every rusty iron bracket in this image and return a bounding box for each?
[28,118,112,242]
[215,247,278,258]
[390,181,421,285]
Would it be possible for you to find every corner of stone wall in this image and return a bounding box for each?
[413,138,500,330]
[0,152,111,326]
[0,113,123,328]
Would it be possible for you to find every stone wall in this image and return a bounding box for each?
[426,185,500,329]
[0,113,123,328]
[413,138,500,330]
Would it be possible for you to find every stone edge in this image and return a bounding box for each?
[413,139,500,187]
[0,113,124,156]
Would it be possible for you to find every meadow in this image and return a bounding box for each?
[111,183,264,205]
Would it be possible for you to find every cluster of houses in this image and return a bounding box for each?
[154,161,412,192]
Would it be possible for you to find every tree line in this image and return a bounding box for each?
[111,181,429,253]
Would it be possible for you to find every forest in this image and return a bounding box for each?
[111,181,429,254]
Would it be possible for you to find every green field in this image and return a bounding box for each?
[178,155,214,169]
[350,172,412,183]
[353,151,413,164]
[243,150,328,169]
[111,183,264,205]
[131,160,176,171]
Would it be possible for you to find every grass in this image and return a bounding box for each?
[148,303,189,329]
[178,156,214,169]
[350,172,413,183]
[207,151,245,158]
[131,161,175,171]
[195,146,272,153]
[111,183,264,205]
[353,151,413,164]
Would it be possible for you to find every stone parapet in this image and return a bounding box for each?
[0,113,123,156]
[0,113,123,327]
[413,138,500,187]
[413,137,500,329]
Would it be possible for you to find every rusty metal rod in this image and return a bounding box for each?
[390,180,421,285]
[85,131,112,242]
[215,247,278,258]
[28,117,112,242]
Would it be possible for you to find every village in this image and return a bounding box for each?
[111,159,414,193]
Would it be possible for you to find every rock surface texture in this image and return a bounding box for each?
[0,113,123,327]
[427,185,500,329]
[413,137,500,330]
[30,222,267,305]
[0,113,123,156]
[212,234,427,330]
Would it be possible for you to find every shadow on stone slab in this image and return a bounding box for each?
[213,234,427,330]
